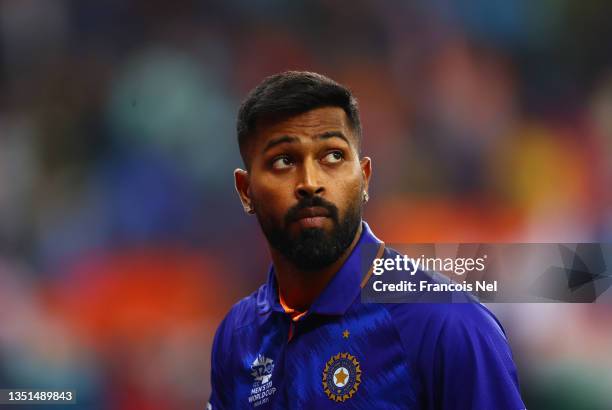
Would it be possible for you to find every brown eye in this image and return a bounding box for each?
[322,151,344,164]
[271,156,293,170]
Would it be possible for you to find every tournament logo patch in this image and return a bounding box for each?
[248,354,276,407]
[322,352,362,402]
[251,354,274,384]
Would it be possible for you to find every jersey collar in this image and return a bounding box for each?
[257,221,384,317]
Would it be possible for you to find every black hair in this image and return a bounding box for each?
[236,71,362,168]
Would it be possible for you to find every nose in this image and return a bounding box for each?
[295,158,325,199]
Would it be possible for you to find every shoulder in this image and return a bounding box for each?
[209,285,267,407]
[382,303,520,397]
[379,298,510,374]
[376,246,507,341]
[383,300,507,347]
[212,284,266,354]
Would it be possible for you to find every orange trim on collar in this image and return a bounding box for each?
[360,242,386,288]
[279,291,308,322]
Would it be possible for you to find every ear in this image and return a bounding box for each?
[360,156,372,194]
[234,168,253,213]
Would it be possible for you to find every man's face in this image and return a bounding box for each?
[236,107,371,270]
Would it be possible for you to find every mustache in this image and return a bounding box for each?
[284,196,339,225]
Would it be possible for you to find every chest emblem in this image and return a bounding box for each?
[322,352,362,402]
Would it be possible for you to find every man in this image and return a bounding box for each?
[208,71,525,409]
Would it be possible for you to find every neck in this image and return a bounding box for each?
[270,223,363,312]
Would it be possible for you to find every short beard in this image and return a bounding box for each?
[255,195,362,271]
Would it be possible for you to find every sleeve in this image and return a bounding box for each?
[430,304,526,410]
[208,315,232,410]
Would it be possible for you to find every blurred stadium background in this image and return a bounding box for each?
[1,1,611,409]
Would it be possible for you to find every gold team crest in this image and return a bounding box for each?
[322,352,361,402]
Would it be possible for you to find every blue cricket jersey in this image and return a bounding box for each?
[208,222,525,409]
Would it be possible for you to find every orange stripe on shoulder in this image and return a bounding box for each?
[360,242,385,289]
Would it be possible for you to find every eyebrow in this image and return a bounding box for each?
[262,131,351,154]
[319,131,350,146]
[263,135,300,153]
